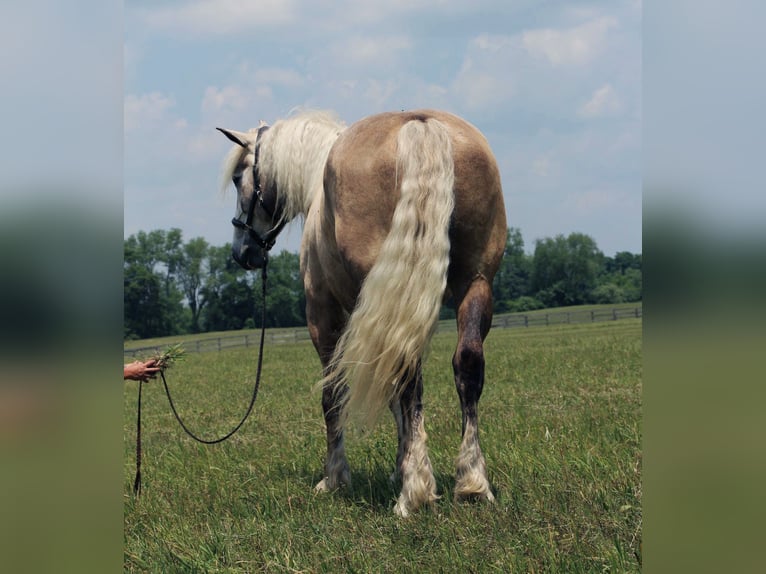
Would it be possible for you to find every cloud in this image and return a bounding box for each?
[567,188,631,216]
[124,2,642,256]
[579,83,622,118]
[455,64,514,111]
[522,16,618,66]
[472,33,512,53]
[123,42,141,85]
[253,67,306,88]
[452,35,517,111]
[532,155,555,178]
[196,66,309,131]
[326,35,413,70]
[201,85,250,115]
[362,79,400,109]
[451,14,623,117]
[139,0,297,35]
[125,90,225,167]
[124,92,176,132]
[310,0,459,33]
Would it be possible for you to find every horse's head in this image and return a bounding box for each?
[217,124,284,270]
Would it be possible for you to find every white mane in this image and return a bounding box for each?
[219,128,258,197]
[259,110,346,222]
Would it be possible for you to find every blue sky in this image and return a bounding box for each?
[124,0,642,256]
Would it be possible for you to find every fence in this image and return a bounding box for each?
[124,329,314,359]
[124,306,642,359]
[490,305,642,329]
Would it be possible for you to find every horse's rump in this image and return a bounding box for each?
[323,113,460,428]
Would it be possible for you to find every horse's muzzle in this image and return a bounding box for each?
[232,244,267,270]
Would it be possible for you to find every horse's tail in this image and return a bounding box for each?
[329,117,455,429]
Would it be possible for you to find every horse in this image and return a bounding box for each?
[217,109,507,517]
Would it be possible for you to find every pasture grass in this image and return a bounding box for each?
[124,319,642,572]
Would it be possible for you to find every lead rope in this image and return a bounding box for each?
[133,376,144,495]
[133,264,269,495]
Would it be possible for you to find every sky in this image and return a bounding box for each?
[124,0,642,256]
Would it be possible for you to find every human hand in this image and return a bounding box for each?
[124,359,162,382]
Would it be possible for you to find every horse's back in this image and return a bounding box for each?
[322,110,506,296]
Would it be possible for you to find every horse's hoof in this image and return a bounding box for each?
[314,474,351,493]
[454,487,495,503]
[393,500,411,518]
[393,490,438,517]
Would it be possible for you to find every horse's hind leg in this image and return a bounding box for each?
[388,397,405,483]
[453,275,495,502]
[306,285,351,493]
[314,380,351,492]
[393,364,438,517]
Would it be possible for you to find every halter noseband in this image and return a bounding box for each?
[231,125,287,251]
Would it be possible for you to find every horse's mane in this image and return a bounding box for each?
[219,128,259,197]
[219,110,346,221]
[259,110,346,222]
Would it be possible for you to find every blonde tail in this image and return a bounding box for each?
[329,118,455,428]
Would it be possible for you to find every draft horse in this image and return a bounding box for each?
[218,109,506,517]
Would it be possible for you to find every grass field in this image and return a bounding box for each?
[124,319,642,572]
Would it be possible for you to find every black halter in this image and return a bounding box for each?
[231,125,287,251]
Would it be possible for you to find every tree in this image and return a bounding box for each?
[606,251,642,275]
[201,244,259,331]
[177,237,209,333]
[531,232,603,307]
[258,251,306,327]
[162,228,184,297]
[597,251,642,303]
[492,227,532,312]
[124,261,181,339]
[123,230,186,338]
[124,225,641,340]
[591,283,626,304]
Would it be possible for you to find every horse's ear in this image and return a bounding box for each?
[216,127,254,148]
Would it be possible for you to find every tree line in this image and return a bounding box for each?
[124,227,641,340]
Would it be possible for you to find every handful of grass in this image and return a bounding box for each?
[150,343,186,371]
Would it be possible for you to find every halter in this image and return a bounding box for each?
[231,125,287,251]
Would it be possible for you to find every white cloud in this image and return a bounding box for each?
[254,67,305,88]
[568,188,625,215]
[363,79,399,109]
[579,83,622,118]
[452,35,517,111]
[532,155,554,178]
[455,69,513,110]
[315,0,456,32]
[124,2,642,255]
[124,92,176,132]
[187,129,227,161]
[328,35,412,69]
[474,33,512,53]
[140,0,296,35]
[123,41,142,84]
[522,16,618,67]
[201,85,250,115]
[125,91,223,167]
[198,66,309,128]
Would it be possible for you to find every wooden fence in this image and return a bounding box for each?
[124,305,641,359]
[490,305,642,329]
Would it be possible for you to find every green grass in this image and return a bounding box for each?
[124,319,642,572]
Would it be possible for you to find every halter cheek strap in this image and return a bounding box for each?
[231,125,287,251]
